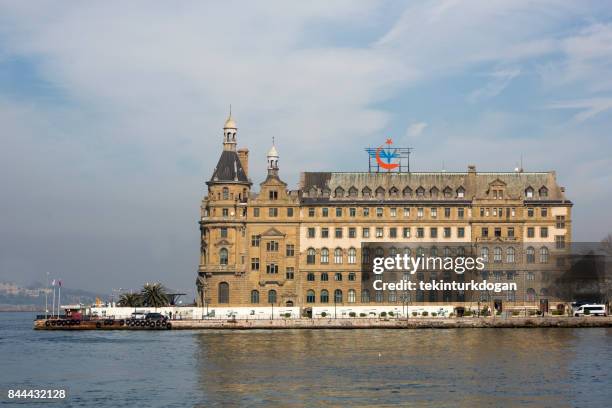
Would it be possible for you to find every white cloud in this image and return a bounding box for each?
[407,122,428,137]
[546,98,612,121]
[467,67,521,103]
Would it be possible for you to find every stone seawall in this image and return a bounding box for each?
[171,317,612,330]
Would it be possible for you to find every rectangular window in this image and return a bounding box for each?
[335,228,343,238]
[349,208,356,217]
[376,227,384,238]
[336,207,342,217]
[458,208,464,218]
[430,227,438,238]
[403,227,411,238]
[253,208,260,217]
[541,227,549,238]
[403,208,410,217]
[556,215,566,228]
[286,244,295,257]
[417,227,424,238]
[511,208,516,217]
[269,190,278,200]
[286,267,294,280]
[444,208,451,218]
[349,227,356,238]
[495,227,502,237]
[444,227,451,238]
[266,241,279,252]
[376,207,383,217]
[482,227,488,238]
[251,258,259,270]
[493,208,497,216]
[268,207,278,217]
[457,227,465,238]
[362,227,370,238]
[266,263,278,274]
[390,227,397,238]
[251,235,260,247]
[308,208,315,217]
[527,227,535,238]
[287,207,293,217]
[417,208,424,218]
[363,208,370,217]
[541,208,548,217]
[322,208,329,217]
[321,227,329,238]
[222,208,229,217]
[508,227,514,238]
[527,208,534,217]
[390,208,397,217]
[220,227,228,238]
[307,227,315,238]
[480,208,485,217]
[431,208,438,218]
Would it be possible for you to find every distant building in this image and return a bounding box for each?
[197,114,573,314]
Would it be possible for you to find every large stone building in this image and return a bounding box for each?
[197,114,573,314]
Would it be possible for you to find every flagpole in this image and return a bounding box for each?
[52,281,56,318]
[45,272,49,319]
[57,280,61,317]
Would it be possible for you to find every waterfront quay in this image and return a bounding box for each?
[35,316,612,330]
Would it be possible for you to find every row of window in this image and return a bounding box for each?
[307,207,466,219]
[306,226,466,239]
[306,272,356,281]
[308,185,467,199]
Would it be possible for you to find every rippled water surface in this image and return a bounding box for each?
[1,312,611,407]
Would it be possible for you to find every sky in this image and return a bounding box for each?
[1,1,611,298]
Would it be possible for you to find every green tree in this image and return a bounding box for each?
[141,283,169,308]
[118,292,143,307]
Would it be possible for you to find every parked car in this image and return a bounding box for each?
[145,312,167,322]
[573,304,607,317]
[131,312,147,320]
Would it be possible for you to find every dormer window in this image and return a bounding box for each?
[443,187,452,198]
[525,187,534,199]
[362,186,372,198]
[430,187,439,198]
[389,187,399,198]
[539,186,548,198]
[334,186,345,198]
[416,187,425,197]
[375,187,385,198]
[403,186,412,198]
[348,186,358,198]
[322,188,331,198]
[269,190,278,200]
[457,186,465,198]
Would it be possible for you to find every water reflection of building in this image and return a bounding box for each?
[197,114,573,313]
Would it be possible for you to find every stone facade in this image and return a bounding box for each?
[197,115,573,314]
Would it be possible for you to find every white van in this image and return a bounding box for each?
[573,304,607,317]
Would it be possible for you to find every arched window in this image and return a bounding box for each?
[306,248,316,264]
[348,247,356,264]
[222,187,229,200]
[321,272,329,281]
[481,247,489,263]
[540,247,549,263]
[334,186,345,198]
[417,247,425,257]
[526,247,535,263]
[320,248,329,264]
[457,246,465,256]
[493,247,502,263]
[334,248,343,264]
[348,186,358,197]
[389,247,398,257]
[306,290,315,303]
[320,289,329,303]
[389,186,399,197]
[402,186,413,198]
[456,186,465,198]
[361,289,370,303]
[526,288,536,302]
[250,290,259,304]
[430,246,438,257]
[430,187,439,198]
[375,247,384,257]
[375,291,384,302]
[506,247,515,263]
[539,186,548,198]
[362,186,372,198]
[443,186,452,198]
[219,248,229,265]
[375,186,385,198]
[334,289,343,303]
[307,273,315,281]
[444,247,451,257]
[218,282,229,304]
[403,247,411,257]
[362,248,370,264]
[348,289,356,303]
[525,187,534,199]
[268,290,277,304]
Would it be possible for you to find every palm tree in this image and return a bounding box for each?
[141,283,169,308]
[118,292,143,307]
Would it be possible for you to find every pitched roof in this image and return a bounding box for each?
[209,150,249,184]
